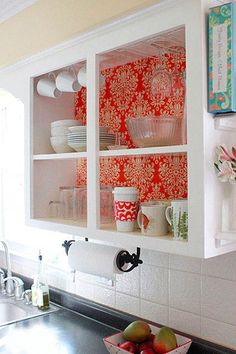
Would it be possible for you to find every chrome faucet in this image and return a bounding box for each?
[3,276,24,300]
[0,241,14,296]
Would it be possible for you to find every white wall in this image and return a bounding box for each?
[1,250,236,350]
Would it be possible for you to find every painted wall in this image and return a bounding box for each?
[0,0,159,68]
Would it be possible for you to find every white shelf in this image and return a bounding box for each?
[29,217,89,235]
[33,152,87,160]
[95,223,188,254]
[215,232,236,241]
[99,145,188,157]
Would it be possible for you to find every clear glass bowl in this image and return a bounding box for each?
[126,116,183,147]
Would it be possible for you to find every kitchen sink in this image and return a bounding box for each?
[0,293,58,327]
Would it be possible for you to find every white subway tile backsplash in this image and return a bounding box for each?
[141,249,169,268]
[116,292,140,316]
[202,276,236,326]
[116,267,139,297]
[169,270,201,315]
[75,279,95,301]
[202,251,236,281]
[201,317,236,350]
[93,284,115,308]
[170,254,201,274]
[140,300,168,326]
[141,265,168,305]
[169,308,201,337]
[4,249,236,350]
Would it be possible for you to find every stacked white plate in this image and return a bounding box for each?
[67,126,115,152]
[50,119,83,153]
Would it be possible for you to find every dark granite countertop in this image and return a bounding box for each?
[0,272,234,354]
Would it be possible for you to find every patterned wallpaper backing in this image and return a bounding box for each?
[74,50,187,202]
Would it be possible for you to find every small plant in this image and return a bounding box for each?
[214,145,236,183]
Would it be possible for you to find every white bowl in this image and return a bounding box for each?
[103,324,192,354]
[50,136,74,153]
[51,125,71,136]
[51,119,83,128]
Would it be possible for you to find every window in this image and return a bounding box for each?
[0,90,69,269]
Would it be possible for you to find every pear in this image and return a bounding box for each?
[123,320,151,343]
[153,327,177,354]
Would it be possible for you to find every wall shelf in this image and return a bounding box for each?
[99,145,188,157]
[33,152,87,160]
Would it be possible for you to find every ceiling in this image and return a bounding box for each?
[0,0,37,24]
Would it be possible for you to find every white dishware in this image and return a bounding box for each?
[67,142,86,152]
[37,77,62,98]
[77,66,105,88]
[50,136,74,153]
[137,202,168,236]
[113,187,138,232]
[165,199,188,240]
[51,119,83,128]
[56,70,81,92]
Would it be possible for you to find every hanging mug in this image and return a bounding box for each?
[56,68,81,92]
[165,199,188,240]
[37,73,62,98]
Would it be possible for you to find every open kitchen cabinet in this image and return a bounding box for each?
[28,0,236,258]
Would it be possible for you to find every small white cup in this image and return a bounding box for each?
[77,66,105,88]
[113,187,138,232]
[56,70,81,92]
[37,77,62,98]
[137,202,168,236]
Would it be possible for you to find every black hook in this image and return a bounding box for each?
[62,239,75,256]
[116,247,143,273]
[62,238,89,256]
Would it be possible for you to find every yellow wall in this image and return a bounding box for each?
[0,0,159,68]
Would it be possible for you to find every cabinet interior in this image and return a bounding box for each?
[32,25,188,239]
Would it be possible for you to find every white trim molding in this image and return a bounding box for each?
[0,0,38,24]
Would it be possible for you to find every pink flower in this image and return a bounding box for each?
[217,145,236,162]
[217,160,236,182]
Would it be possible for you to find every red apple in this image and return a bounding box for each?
[119,341,137,353]
[140,350,156,354]
[138,340,153,352]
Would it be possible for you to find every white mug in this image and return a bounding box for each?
[137,202,168,236]
[77,66,105,88]
[37,77,62,98]
[165,199,188,240]
[56,70,81,92]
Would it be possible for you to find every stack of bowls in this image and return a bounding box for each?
[50,119,83,153]
[67,126,115,152]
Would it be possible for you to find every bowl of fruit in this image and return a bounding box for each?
[103,320,192,354]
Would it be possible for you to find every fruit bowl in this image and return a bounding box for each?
[103,324,192,354]
[126,116,183,147]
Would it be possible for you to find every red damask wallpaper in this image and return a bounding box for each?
[74,50,187,202]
